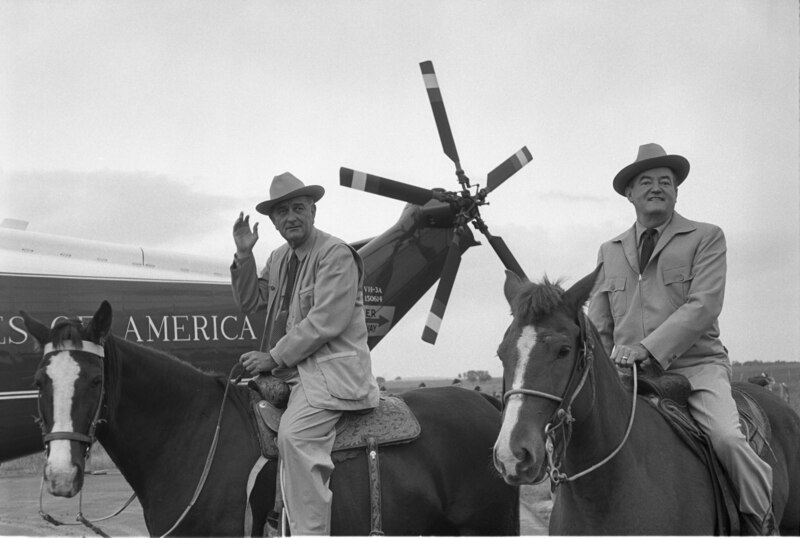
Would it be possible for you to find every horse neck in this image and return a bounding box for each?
[99,337,230,475]
[563,336,634,470]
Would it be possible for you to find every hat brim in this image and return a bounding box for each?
[613,155,690,195]
[256,185,325,215]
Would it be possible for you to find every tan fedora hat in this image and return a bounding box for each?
[255,172,325,215]
[613,143,690,195]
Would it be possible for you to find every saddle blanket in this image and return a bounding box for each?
[250,392,421,460]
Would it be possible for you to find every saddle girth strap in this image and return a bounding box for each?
[366,437,383,536]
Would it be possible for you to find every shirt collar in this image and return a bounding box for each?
[290,227,317,262]
[635,213,673,244]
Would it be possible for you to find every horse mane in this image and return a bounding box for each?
[50,318,87,349]
[512,276,567,326]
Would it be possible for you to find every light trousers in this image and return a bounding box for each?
[676,363,773,519]
[276,373,342,535]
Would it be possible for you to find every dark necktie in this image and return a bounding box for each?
[639,228,657,273]
[268,253,299,349]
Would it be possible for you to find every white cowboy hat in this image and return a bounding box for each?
[256,172,325,215]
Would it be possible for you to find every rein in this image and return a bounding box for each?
[502,314,639,486]
[37,339,244,538]
[156,361,242,538]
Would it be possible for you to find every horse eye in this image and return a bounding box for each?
[557,346,572,358]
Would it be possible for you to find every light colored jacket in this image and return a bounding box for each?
[231,228,379,411]
[588,212,729,372]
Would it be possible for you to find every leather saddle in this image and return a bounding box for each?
[620,369,772,535]
[247,374,421,462]
[244,375,420,536]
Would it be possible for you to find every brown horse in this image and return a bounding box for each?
[24,301,518,536]
[492,267,800,535]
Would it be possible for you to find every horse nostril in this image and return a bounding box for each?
[513,445,534,469]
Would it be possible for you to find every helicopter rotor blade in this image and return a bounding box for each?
[484,233,527,280]
[340,167,435,206]
[421,229,463,344]
[486,146,533,193]
[472,217,527,280]
[419,61,462,171]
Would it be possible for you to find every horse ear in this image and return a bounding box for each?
[20,311,50,346]
[503,270,526,307]
[563,264,603,316]
[87,301,113,343]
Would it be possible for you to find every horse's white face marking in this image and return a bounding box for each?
[45,352,80,476]
[494,325,537,470]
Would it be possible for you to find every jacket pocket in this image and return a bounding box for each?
[662,265,694,307]
[598,277,627,319]
[317,351,370,400]
[298,285,314,318]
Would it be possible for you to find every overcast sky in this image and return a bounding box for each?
[1,1,798,380]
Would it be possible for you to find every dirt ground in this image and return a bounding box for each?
[0,470,551,536]
[0,471,146,536]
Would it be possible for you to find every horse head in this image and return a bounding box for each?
[492,266,601,485]
[21,301,112,497]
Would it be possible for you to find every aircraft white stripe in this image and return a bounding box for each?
[494,325,537,471]
[46,353,80,475]
[352,170,368,192]
[0,271,228,285]
[516,148,531,166]
[0,391,38,400]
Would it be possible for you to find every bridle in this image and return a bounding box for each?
[502,313,638,486]
[36,339,134,538]
[35,338,243,538]
[37,340,107,457]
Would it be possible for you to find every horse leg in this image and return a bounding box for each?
[248,461,277,537]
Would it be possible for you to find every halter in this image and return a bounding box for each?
[38,341,107,455]
[502,313,638,486]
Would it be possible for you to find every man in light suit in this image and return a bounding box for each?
[588,143,775,535]
[231,172,379,535]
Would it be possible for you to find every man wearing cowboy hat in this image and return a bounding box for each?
[231,172,379,535]
[588,144,775,534]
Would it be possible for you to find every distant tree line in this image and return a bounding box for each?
[462,370,493,382]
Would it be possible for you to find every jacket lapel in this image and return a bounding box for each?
[651,212,696,260]
[612,225,639,273]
